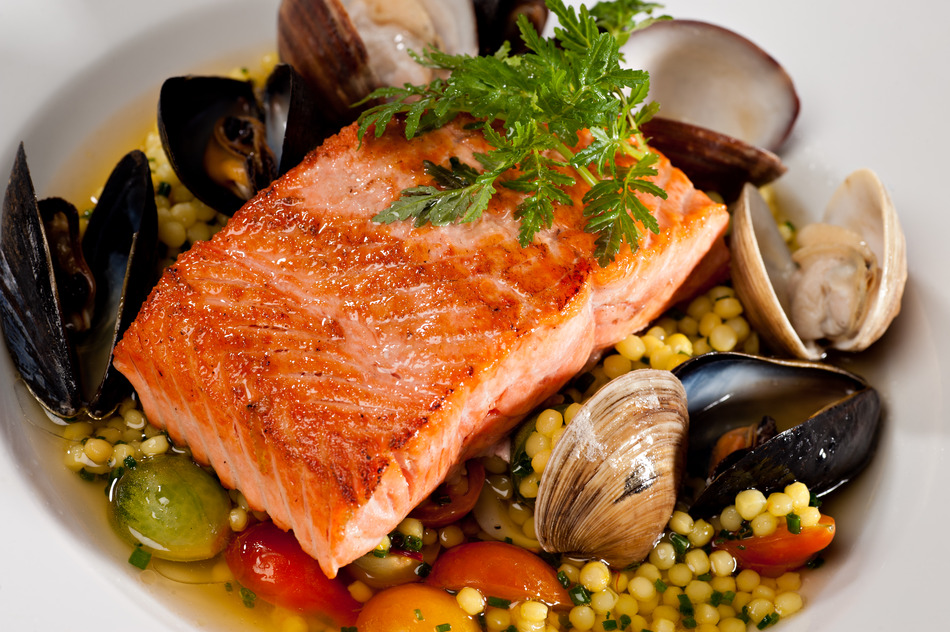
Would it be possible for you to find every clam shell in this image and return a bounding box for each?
[731,171,906,359]
[534,369,688,567]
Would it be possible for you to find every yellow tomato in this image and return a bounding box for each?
[356,583,480,632]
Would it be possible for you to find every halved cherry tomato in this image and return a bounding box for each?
[410,460,486,528]
[357,583,480,632]
[713,514,836,577]
[225,521,360,625]
[426,541,571,607]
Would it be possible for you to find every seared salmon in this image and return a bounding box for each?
[112,119,728,577]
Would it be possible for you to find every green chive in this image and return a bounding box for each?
[721,591,736,604]
[809,492,822,508]
[487,596,511,609]
[670,532,690,557]
[403,535,423,552]
[372,548,387,558]
[757,613,781,629]
[697,572,712,582]
[619,614,632,629]
[128,546,151,569]
[786,512,802,534]
[683,617,697,629]
[240,587,257,608]
[416,562,432,578]
[556,570,571,588]
[806,556,825,569]
[602,619,618,630]
[653,578,668,593]
[78,468,95,481]
[157,181,172,197]
[224,582,233,592]
[677,594,694,616]
[435,624,452,632]
[738,606,751,623]
[569,584,591,605]
[414,608,423,620]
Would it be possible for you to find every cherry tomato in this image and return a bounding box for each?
[713,514,836,577]
[225,521,360,625]
[410,460,486,528]
[426,541,571,607]
[357,583,480,632]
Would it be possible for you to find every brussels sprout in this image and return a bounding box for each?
[110,454,231,562]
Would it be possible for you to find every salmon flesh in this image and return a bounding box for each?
[113,119,729,577]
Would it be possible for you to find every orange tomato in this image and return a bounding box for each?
[425,541,571,607]
[356,583,479,632]
[410,460,486,528]
[713,514,836,577]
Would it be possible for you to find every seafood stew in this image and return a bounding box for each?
[3,1,948,632]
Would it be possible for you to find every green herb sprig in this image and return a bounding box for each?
[356,0,667,266]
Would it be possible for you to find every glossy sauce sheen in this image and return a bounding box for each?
[112,119,729,577]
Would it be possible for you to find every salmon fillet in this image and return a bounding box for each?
[113,119,728,577]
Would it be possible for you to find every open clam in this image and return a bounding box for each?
[672,352,881,516]
[731,171,907,360]
[0,145,158,418]
[622,20,799,198]
[534,369,688,567]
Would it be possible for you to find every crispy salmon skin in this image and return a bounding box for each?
[113,119,728,576]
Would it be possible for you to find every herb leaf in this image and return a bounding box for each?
[356,0,667,265]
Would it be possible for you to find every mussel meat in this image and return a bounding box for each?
[672,352,881,517]
[730,172,907,360]
[0,145,158,418]
[622,19,799,198]
[534,369,688,567]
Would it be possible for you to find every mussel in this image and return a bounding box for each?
[534,369,688,567]
[0,145,158,418]
[730,173,907,360]
[622,20,799,198]
[672,352,881,517]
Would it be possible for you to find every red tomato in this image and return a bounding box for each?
[426,541,571,607]
[225,521,360,625]
[410,460,486,528]
[714,514,836,577]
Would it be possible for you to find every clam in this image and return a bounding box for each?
[730,171,907,360]
[672,352,881,516]
[621,20,799,198]
[277,0,479,125]
[534,369,688,567]
[0,145,158,418]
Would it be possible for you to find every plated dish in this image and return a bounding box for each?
[1,1,948,631]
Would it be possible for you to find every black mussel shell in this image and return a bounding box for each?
[672,352,881,516]
[0,144,81,417]
[159,65,330,217]
[474,0,549,55]
[39,197,96,333]
[0,146,158,419]
[159,75,272,216]
[264,63,335,175]
[640,117,786,201]
[80,150,158,418]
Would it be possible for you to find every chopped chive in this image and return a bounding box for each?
[416,562,432,578]
[710,590,723,606]
[806,556,825,569]
[683,617,697,629]
[738,606,751,623]
[435,624,452,632]
[128,546,151,569]
[569,584,591,605]
[487,596,511,609]
[619,614,632,629]
[786,512,802,534]
[556,570,571,588]
[602,619,618,630]
[414,609,423,620]
[757,613,781,629]
[504,626,517,632]
[403,535,423,552]
[809,492,822,508]
[670,533,690,557]
[372,548,387,558]
[653,578,668,593]
[240,586,257,608]
[78,468,96,481]
[677,593,694,616]
[224,582,233,592]
[696,572,712,582]
[721,590,736,604]
[504,537,513,544]
[157,181,172,197]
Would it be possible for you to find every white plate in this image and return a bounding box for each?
[1,1,948,630]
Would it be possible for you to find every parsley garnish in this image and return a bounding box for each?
[356,0,667,266]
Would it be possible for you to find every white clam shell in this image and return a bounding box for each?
[730,170,907,359]
[622,19,799,152]
[534,369,688,567]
